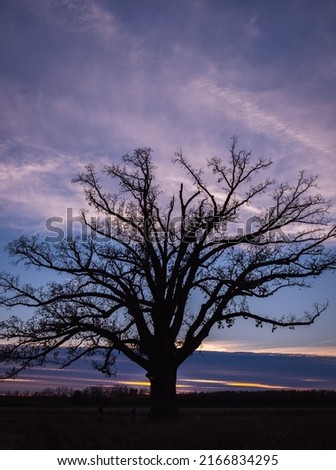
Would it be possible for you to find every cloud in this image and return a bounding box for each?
[0,2,335,230]
[34,0,119,40]
[201,340,336,358]
[171,71,336,212]
[0,141,85,230]
[1,351,335,393]
[245,15,262,39]
[181,351,336,390]
[199,335,336,357]
[180,378,291,391]
[183,76,334,159]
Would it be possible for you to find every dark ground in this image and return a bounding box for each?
[1,406,335,449]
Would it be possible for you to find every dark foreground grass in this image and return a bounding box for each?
[0,406,335,450]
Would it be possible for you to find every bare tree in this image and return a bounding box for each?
[1,139,335,417]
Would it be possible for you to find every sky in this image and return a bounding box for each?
[0,0,336,391]
[1,351,336,393]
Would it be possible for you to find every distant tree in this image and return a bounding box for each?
[1,139,335,417]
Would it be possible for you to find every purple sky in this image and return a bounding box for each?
[0,0,336,387]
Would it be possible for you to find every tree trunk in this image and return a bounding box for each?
[147,366,178,419]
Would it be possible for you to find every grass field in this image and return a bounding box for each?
[0,406,335,449]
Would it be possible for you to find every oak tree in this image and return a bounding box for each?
[1,139,335,417]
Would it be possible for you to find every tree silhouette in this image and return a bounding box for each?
[1,139,335,417]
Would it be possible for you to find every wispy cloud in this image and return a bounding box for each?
[34,0,119,39]
[201,340,336,358]
[245,14,262,39]
[184,76,334,158]
[180,378,292,391]
[1,351,335,393]
[0,142,84,230]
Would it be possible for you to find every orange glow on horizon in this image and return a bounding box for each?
[180,378,299,390]
[115,380,149,387]
[116,380,191,390]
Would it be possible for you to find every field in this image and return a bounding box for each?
[0,406,336,449]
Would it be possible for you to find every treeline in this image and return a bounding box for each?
[178,389,336,408]
[0,385,147,407]
[0,387,336,408]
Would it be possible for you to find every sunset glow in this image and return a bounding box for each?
[180,378,291,391]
